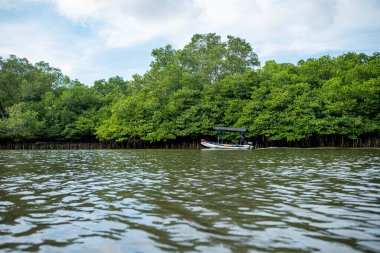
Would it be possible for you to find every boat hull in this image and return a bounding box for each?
[201,141,252,150]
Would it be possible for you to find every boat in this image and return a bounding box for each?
[201,140,253,149]
[201,127,253,150]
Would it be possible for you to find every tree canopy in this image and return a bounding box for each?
[0,34,379,147]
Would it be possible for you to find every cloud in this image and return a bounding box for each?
[51,0,380,58]
[0,0,18,10]
[53,0,200,48]
[1,0,379,85]
[0,17,102,84]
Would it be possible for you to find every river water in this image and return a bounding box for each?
[0,149,379,252]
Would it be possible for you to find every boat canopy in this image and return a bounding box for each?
[213,127,247,133]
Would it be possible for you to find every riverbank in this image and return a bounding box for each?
[0,140,201,150]
[0,135,379,149]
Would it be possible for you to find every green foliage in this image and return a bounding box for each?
[0,55,63,117]
[1,102,45,141]
[0,36,379,145]
[179,33,259,84]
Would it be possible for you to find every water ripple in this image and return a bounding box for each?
[0,149,379,252]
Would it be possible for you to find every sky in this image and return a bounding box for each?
[1,0,380,85]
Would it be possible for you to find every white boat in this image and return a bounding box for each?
[201,140,253,150]
[200,127,253,150]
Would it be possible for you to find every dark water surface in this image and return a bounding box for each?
[0,149,379,252]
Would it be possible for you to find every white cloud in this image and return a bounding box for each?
[0,0,18,10]
[0,19,101,84]
[53,0,200,48]
[1,0,379,85]
[51,0,380,59]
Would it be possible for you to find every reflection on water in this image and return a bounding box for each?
[0,149,379,252]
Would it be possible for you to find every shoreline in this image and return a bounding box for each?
[0,141,379,150]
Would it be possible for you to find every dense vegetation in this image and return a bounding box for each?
[0,33,379,147]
